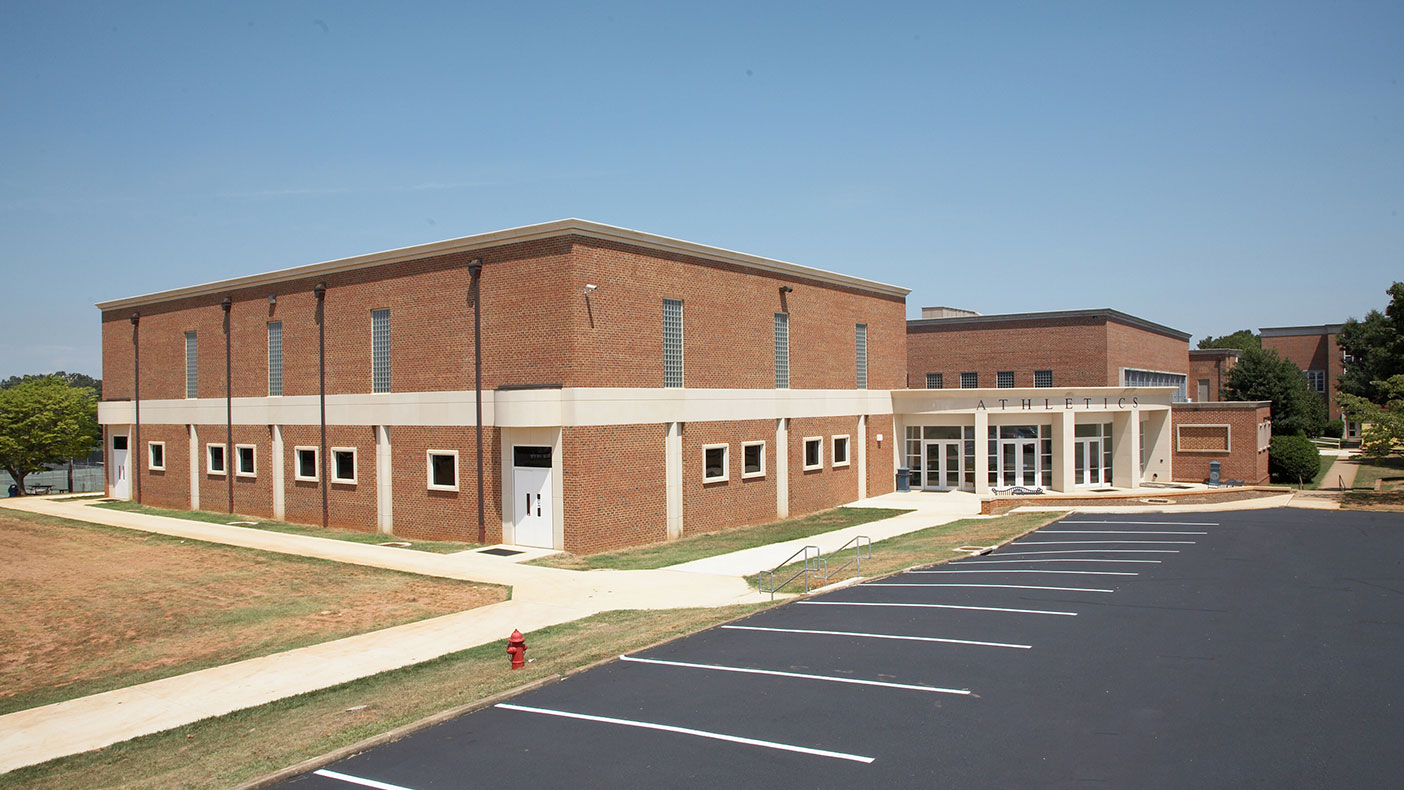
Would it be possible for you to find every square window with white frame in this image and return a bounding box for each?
[703,443,729,483]
[831,435,850,467]
[925,372,942,389]
[427,450,459,491]
[1034,370,1053,388]
[331,447,357,484]
[148,441,165,471]
[960,371,978,388]
[294,447,319,482]
[802,436,823,470]
[235,444,256,477]
[996,371,1014,388]
[206,443,227,476]
[741,441,765,478]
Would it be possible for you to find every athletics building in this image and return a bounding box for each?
[97,220,1270,553]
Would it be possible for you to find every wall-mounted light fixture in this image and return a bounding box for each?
[584,284,598,294]
[129,312,140,326]
[221,296,232,312]
[779,285,794,293]
[268,294,277,305]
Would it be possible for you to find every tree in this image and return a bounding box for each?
[1222,346,1327,437]
[1338,282,1404,404]
[0,376,99,495]
[1339,374,1404,458]
[1,371,101,398]
[1197,329,1260,352]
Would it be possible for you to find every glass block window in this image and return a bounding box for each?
[1122,368,1187,402]
[774,312,790,389]
[855,323,868,389]
[371,309,391,393]
[184,331,198,398]
[960,371,978,388]
[996,371,1014,388]
[663,299,684,388]
[925,372,942,389]
[267,321,283,396]
[1034,370,1053,388]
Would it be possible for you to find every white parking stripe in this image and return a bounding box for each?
[995,549,1179,556]
[1013,540,1195,545]
[721,624,1031,649]
[868,582,1114,593]
[912,569,1138,576]
[1042,530,1206,535]
[619,655,970,695]
[957,558,1161,564]
[495,703,876,763]
[798,601,1077,616]
[313,769,417,790]
[1060,520,1219,526]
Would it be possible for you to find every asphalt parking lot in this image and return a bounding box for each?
[279,508,1404,789]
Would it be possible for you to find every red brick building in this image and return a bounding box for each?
[1260,324,1356,437]
[1188,348,1240,403]
[98,220,906,553]
[904,308,1271,488]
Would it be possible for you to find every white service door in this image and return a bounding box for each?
[512,467,553,548]
[110,435,131,499]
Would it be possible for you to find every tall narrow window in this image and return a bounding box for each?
[855,323,868,389]
[663,298,684,388]
[184,331,198,398]
[774,312,790,389]
[267,321,283,396]
[371,309,391,393]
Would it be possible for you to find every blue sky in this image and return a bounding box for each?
[2,1,1400,380]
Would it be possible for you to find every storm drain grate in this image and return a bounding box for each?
[479,547,524,557]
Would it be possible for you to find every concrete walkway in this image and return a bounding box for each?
[0,496,766,774]
[667,491,984,576]
[1322,451,1360,491]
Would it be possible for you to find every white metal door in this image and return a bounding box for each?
[1075,437,1103,487]
[512,467,552,548]
[110,434,131,499]
[998,438,1037,488]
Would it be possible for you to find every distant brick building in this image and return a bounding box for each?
[1189,348,1240,403]
[1260,324,1356,438]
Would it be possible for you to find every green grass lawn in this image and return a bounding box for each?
[529,506,911,570]
[1351,455,1404,490]
[93,501,479,553]
[754,510,1066,592]
[1303,452,1337,489]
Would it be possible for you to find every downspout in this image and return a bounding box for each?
[468,260,485,544]
[222,296,233,513]
[315,282,328,529]
[130,312,141,503]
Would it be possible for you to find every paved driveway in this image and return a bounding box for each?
[278,508,1404,789]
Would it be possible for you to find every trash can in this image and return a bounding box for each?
[7,484,17,497]
[896,467,911,493]
[1208,461,1221,486]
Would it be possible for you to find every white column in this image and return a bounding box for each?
[775,417,789,518]
[1112,409,1141,488]
[271,424,284,520]
[857,415,868,500]
[665,421,683,540]
[188,424,200,510]
[973,411,990,494]
[376,425,393,534]
[1050,412,1075,492]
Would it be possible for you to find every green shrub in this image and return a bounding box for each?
[1270,434,1321,484]
[1323,419,1345,439]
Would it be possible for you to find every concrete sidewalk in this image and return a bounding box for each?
[0,496,766,774]
[667,491,984,575]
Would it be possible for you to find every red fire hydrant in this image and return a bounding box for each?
[506,629,527,670]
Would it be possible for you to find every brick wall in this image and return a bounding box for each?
[1105,321,1190,381]
[391,426,501,543]
[134,424,189,510]
[866,415,897,498]
[787,415,862,517]
[1188,352,1238,402]
[560,424,667,554]
[1170,403,1271,485]
[1262,332,1342,420]
[681,419,778,535]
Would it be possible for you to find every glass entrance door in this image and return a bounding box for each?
[997,438,1038,488]
[1075,437,1102,486]
[923,440,963,491]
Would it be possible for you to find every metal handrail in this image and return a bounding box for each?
[758,545,822,598]
[821,535,872,583]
